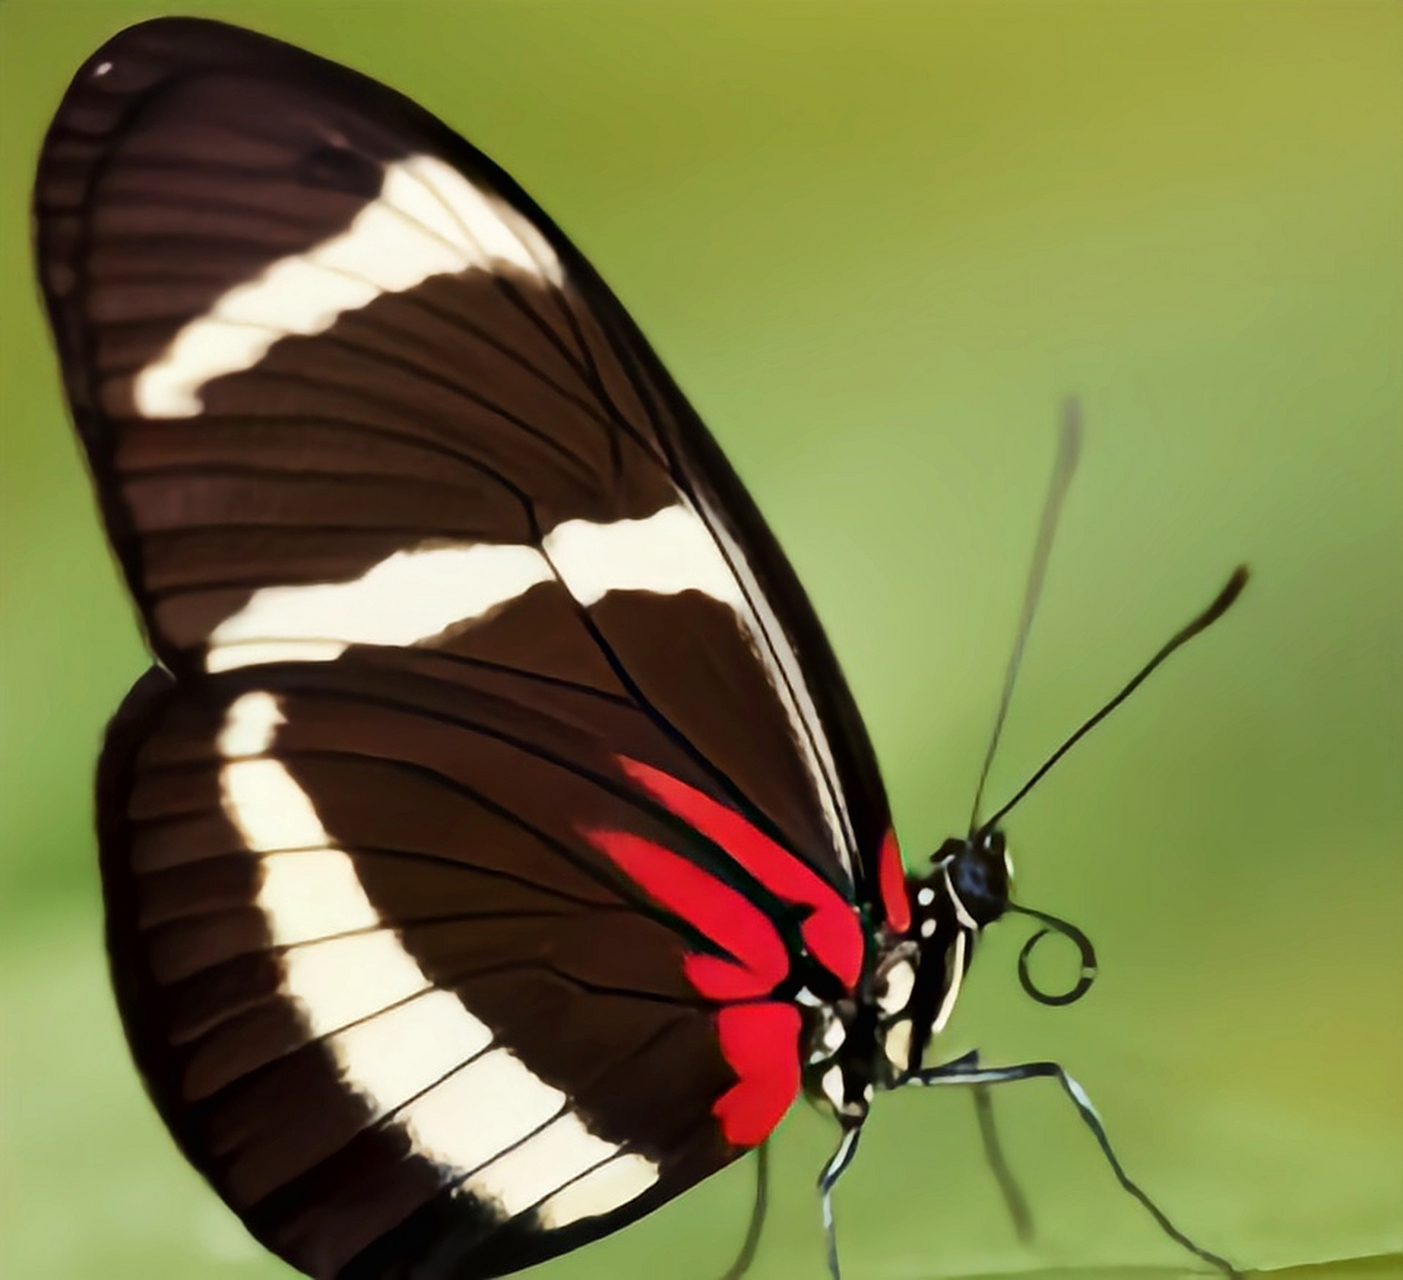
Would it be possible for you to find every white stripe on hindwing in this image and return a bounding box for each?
[133,154,561,419]
[216,691,659,1221]
[535,1152,661,1229]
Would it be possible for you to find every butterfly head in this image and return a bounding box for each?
[936,829,1013,928]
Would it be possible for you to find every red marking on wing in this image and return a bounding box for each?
[878,828,911,933]
[713,1003,802,1146]
[618,758,864,991]
[582,829,787,1000]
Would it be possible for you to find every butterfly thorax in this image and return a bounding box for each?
[801,831,1013,1119]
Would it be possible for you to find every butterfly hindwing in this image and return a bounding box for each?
[102,656,836,1277]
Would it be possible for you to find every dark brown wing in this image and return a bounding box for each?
[34,16,892,891]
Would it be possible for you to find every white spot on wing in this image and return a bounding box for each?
[403,155,557,281]
[207,640,350,671]
[216,690,283,757]
[328,989,493,1116]
[281,931,431,1037]
[535,1152,660,1229]
[466,1112,627,1218]
[133,154,561,418]
[543,505,745,608]
[206,542,552,673]
[222,760,331,856]
[257,849,382,944]
[404,1050,565,1174]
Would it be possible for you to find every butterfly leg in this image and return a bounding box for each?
[719,1140,770,1280]
[972,1082,1035,1242]
[817,1119,864,1280]
[909,1057,1239,1279]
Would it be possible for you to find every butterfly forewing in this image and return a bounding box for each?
[37,17,898,1278]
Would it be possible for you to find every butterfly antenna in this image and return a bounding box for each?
[978,565,1250,835]
[968,399,1083,834]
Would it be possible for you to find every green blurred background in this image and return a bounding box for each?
[1,2,1399,1278]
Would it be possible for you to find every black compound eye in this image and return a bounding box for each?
[949,840,1011,924]
[953,856,991,900]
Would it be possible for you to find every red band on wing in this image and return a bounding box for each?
[618,758,864,991]
[713,1003,802,1146]
[582,829,787,1000]
[587,763,861,1150]
[877,828,911,933]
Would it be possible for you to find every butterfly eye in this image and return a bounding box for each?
[947,839,1011,926]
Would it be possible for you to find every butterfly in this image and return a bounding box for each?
[33,17,1244,1280]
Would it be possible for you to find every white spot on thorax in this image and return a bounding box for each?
[806,1007,846,1064]
[133,154,562,418]
[883,1017,912,1071]
[876,959,915,1018]
[215,691,658,1219]
[916,886,935,907]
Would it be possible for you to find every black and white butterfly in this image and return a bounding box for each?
[33,18,1244,1280]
